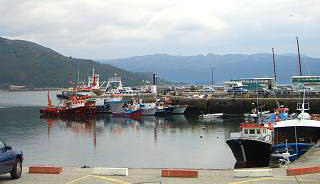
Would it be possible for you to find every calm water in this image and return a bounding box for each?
[0,90,242,169]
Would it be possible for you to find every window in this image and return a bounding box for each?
[256,129,261,134]
[249,129,255,134]
[244,129,248,134]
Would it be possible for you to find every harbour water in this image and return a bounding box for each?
[0,90,242,169]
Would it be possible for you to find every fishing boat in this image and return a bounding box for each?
[57,68,104,99]
[40,92,96,116]
[272,101,320,162]
[155,97,175,115]
[226,121,273,168]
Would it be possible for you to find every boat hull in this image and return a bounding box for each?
[142,108,157,116]
[113,109,144,118]
[40,106,96,117]
[272,143,313,162]
[156,106,175,115]
[226,138,272,168]
[172,106,187,114]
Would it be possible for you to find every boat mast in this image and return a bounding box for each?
[75,61,79,93]
[296,36,302,76]
[272,48,277,86]
[211,67,214,87]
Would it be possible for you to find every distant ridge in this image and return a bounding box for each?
[101,53,320,84]
[0,37,170,88]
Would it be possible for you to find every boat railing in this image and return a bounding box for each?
[229,132,271,142]
[230,132,241,138]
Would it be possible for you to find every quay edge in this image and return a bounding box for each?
[166,96,320,114]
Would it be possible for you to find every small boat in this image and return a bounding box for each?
[155,101,175,115]
[172,105,188,114]
[226,121,273,168]
[199,113,223,119]
[244,109,270,118]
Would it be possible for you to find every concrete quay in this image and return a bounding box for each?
[168,96,320,114]
[0,166,319,184]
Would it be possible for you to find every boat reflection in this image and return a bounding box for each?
[41,115,100,148]
[41,114,237,150]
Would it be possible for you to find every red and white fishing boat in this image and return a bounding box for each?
[40,92,96,116]
[57,68,104,99]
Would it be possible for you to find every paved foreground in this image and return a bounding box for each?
[0,166,319,184]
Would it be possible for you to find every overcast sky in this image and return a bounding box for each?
[0,0,319,59]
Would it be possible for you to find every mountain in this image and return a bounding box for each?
[101,53,320,84]
[0,37,170,88]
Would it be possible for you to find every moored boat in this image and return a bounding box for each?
[199,113,223,119]
[155,105,175,115]
[226,122,273,168]
[272,102,320,162]
[40,92,96,117]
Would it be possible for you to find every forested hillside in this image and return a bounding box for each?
[0,37,167,88]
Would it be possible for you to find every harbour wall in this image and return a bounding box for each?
[167,96,320,115]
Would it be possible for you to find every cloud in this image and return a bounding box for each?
[0,0,319,58]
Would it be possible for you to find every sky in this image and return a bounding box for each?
[0,0,319,59]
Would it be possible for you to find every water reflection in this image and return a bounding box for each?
[41,115,197,147]
[1,106,242,169]
[0,91,244,168]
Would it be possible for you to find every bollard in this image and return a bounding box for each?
[269,152,283,168]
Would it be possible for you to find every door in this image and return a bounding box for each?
[0,140,13,174]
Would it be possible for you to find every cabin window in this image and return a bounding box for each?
[256,129,261,134]
[244,129,248,134]
[249,129,255,134]
[263,129,266,134]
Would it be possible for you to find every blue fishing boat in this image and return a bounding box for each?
[272,100,320,161]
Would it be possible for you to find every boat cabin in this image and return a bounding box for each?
[239,123,273,142]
